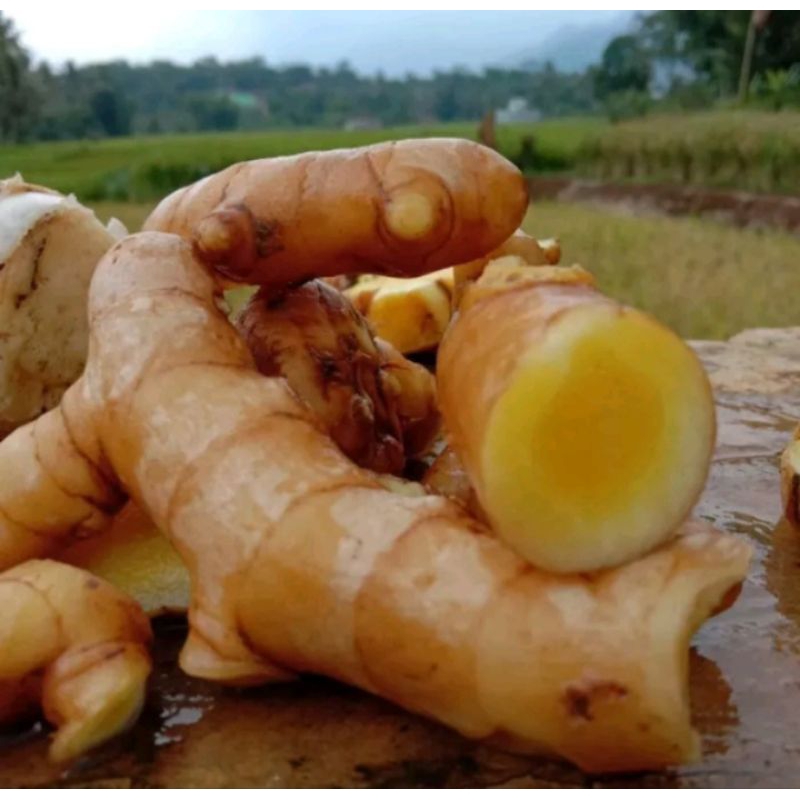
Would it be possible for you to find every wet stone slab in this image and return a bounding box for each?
[1,327,800,788]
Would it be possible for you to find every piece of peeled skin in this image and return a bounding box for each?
[438,257,716,573]
[0,175,126,439]
[0,559,151,762]
[422,445,487,522]
[143,138,528,285]
[452,228,559,305]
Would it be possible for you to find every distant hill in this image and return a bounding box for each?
[508,11,635,73]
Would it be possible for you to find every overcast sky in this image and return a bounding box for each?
[3,9,636,76]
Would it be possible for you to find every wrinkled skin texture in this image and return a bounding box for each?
[237,279,438,474]
[0,232,750,773]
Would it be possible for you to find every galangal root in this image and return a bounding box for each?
[144,138,528,285]
[0,559,150,762]
[67,280,439,612]
[0,229,750,774]
[438,257,716,573]
[236,278,438,474]
[0,176,125,439]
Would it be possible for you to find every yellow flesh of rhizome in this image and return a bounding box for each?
[481,304,713,572]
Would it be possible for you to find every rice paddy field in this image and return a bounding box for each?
[577,110,800,196]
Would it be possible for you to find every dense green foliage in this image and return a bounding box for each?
[590,11,800,119]
[592,35,651,101]
[1,10,798,145]
[0,14,38,141]
[0,12,597,142]
[577,110,800,195]
[640,11,800,98]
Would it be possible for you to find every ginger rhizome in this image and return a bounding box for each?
[0,231,749,773]
[437,257,716,573]
[0,559,151,762]
[144,138,528,286]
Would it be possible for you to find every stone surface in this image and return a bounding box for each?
[1,328,799,788]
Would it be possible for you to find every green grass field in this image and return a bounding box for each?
[0,118,603,203]
[92,198,800,342]
[578,110,800,196]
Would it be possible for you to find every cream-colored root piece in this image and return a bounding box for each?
[144,139,528,285]
[0,175,125,439]
[452,228,559,301]
[0,559,151,762]
[437,258,717,573]
[346,268,456,354]
[62,501,190,617]
[345,230,560,354]
[0,233,750,773]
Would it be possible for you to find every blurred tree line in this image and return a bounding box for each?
[591,11,800,119]
[0,10,799,142]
